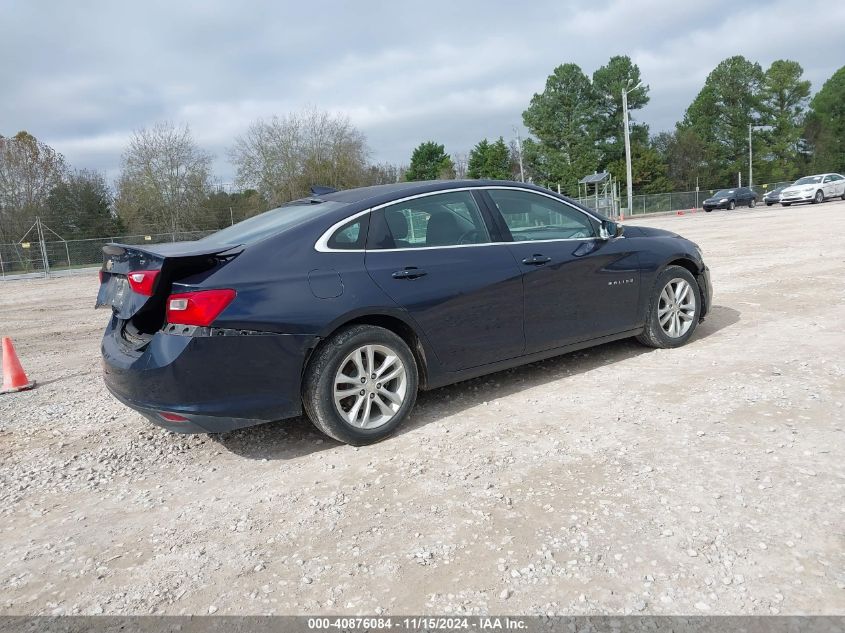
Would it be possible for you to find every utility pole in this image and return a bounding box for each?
[622,81,641,221]
[748,123,753,188]
[513,126,525,183]
[36,216,50,278]
[695,176,700,209]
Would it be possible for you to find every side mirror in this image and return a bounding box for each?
[600,220,624,240]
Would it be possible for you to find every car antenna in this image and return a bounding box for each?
[310,185,338,196]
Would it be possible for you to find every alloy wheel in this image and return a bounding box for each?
[657,278,696,338]
[333,344,407,429]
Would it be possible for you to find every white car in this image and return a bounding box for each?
[780,173,845,206]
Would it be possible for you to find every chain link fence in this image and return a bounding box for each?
[0,180,801,280]
[0,230,216,280]
[574,181,794,217]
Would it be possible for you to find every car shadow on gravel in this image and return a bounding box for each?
[212,304,740,459]
[400,304,741,436]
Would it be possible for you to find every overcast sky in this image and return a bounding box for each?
[2,0,843,184]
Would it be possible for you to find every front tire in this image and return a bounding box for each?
[782,202,791,207]
[749,198,756,208]
[637,266,702,349]
[813,190,824,204]
[766,202,774,206]
[302,325,419,445]
[727,200,736,210]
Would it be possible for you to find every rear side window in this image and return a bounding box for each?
[368,191,491,249]
[200,201,349,247]
[327,215,368,250]
[487,189,596,241]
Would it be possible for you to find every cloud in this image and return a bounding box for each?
[1,0,842,183]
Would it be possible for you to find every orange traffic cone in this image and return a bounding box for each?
[1,337,36,394]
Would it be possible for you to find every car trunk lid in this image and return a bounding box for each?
[96,241,242,331]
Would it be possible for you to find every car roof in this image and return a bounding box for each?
[314,179,569,208]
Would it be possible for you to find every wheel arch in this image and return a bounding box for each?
[665,257,700,278]
[663,257,708,316]
[305,311,432,389]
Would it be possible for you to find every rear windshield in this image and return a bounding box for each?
[199,201,348,247]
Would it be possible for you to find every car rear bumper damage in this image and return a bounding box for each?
[101,319,315,433]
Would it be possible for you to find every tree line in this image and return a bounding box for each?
[445,56,844,196]
[1,56,842,242]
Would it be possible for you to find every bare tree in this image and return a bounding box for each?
[452,153,468,179]
[115,122,213,234]
[364,162,406,185]
[508,140,524,180]
[0,131,67,240]
[229,108,370,206]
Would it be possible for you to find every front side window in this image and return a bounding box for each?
[368,191,491,249]
[487,189,596,241]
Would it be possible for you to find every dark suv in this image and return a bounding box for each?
[702,187,757,211]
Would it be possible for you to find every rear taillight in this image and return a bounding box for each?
[166,289,236,327]
[126,270,160,296]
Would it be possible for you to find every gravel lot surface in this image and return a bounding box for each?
[1,201,843,616]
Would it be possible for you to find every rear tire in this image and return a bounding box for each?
[813,190,823,204]
[636,266,702,349]
[766,202,774,206]
[302,325,418,445]
[727,200,736,210]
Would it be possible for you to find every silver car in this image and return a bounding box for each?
[780,173,845,206]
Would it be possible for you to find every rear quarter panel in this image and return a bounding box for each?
[173,223,444,377]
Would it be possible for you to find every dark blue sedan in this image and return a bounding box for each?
[96,180,712,445]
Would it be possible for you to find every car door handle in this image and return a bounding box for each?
[521,254,551,266]
[392,267,427,280]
